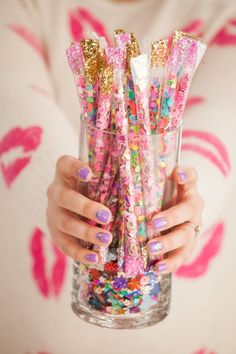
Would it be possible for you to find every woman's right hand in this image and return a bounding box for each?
[46,155,113,264]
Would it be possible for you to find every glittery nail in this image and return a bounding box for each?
[95,210,110,223]
[85,253,97,263]
[148,241,163,253]
[77,167,90,180]
[153,217,167,231]
[96,232,111,244]
[178,171,187,182]
[157,263,167,272]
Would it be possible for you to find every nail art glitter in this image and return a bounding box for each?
[148,241,163,253]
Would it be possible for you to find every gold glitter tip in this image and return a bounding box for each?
[114,28,125,36]
[151,39,168,67]
[98,48,106,75]
[125,32,140,73]
[172,30,201,44]
[80,39,99,84]
[100,64,114,94]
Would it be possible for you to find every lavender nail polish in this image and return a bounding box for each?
[178,171,187,182]
[96,232,111,244]
[85,253,97,263]
[148,241,163,253]
[153,217,167,231]
[78,167,90,180]
[95,210,110,223]
[157,263,167,272]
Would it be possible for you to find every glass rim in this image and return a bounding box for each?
[80,115,183,137]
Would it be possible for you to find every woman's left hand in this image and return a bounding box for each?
[147,165,205,274]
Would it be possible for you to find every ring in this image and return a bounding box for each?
[185,221,200,238]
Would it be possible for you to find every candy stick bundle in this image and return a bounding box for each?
[67,30,206,276]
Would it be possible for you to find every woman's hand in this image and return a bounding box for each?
[46,155,113,265]
[47,156,204,274]
[147,166,205,274]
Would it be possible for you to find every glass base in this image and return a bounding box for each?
[71,300,170,329]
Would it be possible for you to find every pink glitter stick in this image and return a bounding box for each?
[171,39,206,130]
[115,69,144,276]
[158,32,194,132]
[131,54,159,235]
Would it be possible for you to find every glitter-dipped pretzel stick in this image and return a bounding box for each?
[149,40,168,134]
[115,69,144,276]
[80,39,115,266]
[97,31,132,212]
[92,37,129,214]
[80,39,100,187]
[88,57,115,265]
[157,31,195,133]
[88,53,114,202]
[80,39,99,127]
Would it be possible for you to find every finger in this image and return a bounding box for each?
[51,228,99,264]
[173,165,198,189]
[53,181,112,224]
[52,206,113,246]
[154,243,195,274]
[56,155,92,182]
[147,223,193,256]
[151,196,203,232]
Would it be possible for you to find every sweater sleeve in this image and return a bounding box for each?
[0,1,77,233]
[181,38,236,233]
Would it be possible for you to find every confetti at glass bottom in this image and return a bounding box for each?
[71,262,171,329]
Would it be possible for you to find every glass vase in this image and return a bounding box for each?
[71,118,182,329]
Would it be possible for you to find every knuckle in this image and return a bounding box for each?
[46,206,51,225]
[56,155,68,170]
[57,185,67,207]
[46,183,53,199]
[169,211,178,226]
[183,249,192,263]
[59,214,70,232]
[189,166,198,180]
[86,225,95,242]
[164,236,174,252]
[82,200,95,219]
[60,239,70,256]
[182,224,193,238]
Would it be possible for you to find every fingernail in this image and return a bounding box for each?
[157,263,167,272]
[85,253,97,263]
[178,171,187,182]
[95,210,111,223]
[153,217,167,231]
[148,241,163,253]
[96,232,111,244]
[77,167,90,181]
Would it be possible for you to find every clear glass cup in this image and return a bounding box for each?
[71,118,182,329]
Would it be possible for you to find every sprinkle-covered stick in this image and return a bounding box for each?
[149,39,168,134]
[171,38,207,130]
[125,34,148,261]
[115,69,144,276]
[158,31,194,132]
